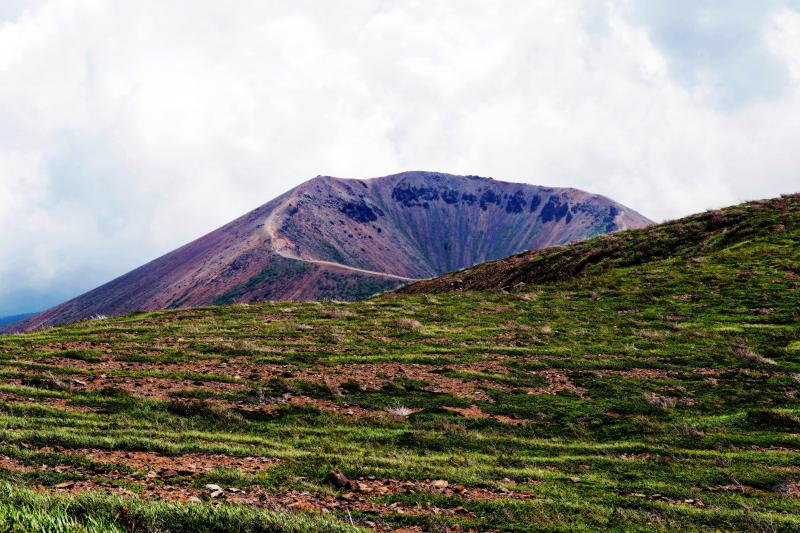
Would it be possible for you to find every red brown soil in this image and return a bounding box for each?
[443,405,528,425]
[58,448,279,474]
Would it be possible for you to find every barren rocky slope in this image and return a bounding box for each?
[7,171,650,331]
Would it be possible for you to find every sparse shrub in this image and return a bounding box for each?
[395,318,423,332]
[675,423,705,438]
[286,322,313,331]
[707,210,726,230]
[644,392,677,410]
[732,342,777,365]
[636,329,667,339]
[167,399,245,427]
[324,379,343,397]
[324,308,352,319]
[21,375,66,391]
[744,409,800,432]
[385,405,415,418]
[341,379,365,393]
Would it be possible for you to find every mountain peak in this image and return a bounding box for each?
[5,172,650,332]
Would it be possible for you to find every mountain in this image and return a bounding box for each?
[6,171,650,332]
[0,194,797,531]
[0,312,36,329]
[400,193,799,294]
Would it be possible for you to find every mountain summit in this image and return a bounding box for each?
[7,171,650,331]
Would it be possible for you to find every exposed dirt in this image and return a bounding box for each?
[0,454,36,472]
[443,405,528,425]
[59,448,279,474]
[523,370,587,397]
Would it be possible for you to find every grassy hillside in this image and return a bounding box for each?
[0,194,797,531]
[400,193,799,294]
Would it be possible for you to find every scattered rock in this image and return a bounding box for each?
[325,469,351,489]
[289,500,316,512]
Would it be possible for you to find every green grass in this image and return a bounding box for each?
[0,194,797,531]
[0,483,356,533]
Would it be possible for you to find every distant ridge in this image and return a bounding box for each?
[0,313,36,329]
[6,171,650,332]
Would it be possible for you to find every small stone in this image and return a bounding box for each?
[161,469,179,479]
[289,500,315,511]
[325,469,350,488]
[569,477,581,483]
[205,483,222,492]
[187,496,202,503]
[431,479,449,489]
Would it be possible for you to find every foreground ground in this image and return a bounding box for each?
[0,195,798,531]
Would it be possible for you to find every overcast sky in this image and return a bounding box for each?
[1,0,800,315]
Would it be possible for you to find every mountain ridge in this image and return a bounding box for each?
[0,313,36,329]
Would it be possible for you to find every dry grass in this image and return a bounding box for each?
[395,318,423,332]
[385,405,416,418]
[732,343,777,365]
[644,393,677,410]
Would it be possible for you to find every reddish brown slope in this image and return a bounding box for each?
[6,171,651,332]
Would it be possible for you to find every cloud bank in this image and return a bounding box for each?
[1,0,799,314]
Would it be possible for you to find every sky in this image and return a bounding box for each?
[1,0,800,316]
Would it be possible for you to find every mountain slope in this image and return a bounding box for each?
[400,193,799,294]
[0,194,797,531]
[6,171,649,332]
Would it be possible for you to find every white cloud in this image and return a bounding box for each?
[0,0,799,314]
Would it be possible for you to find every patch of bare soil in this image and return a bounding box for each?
[41,341,113,352]
[443,405,528,425]
[59,448,279,474]
[0,454,36,472]
[292,362,508,401]
[79,375,248,400]
[776,482,800,498]
[523,370,586,396]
